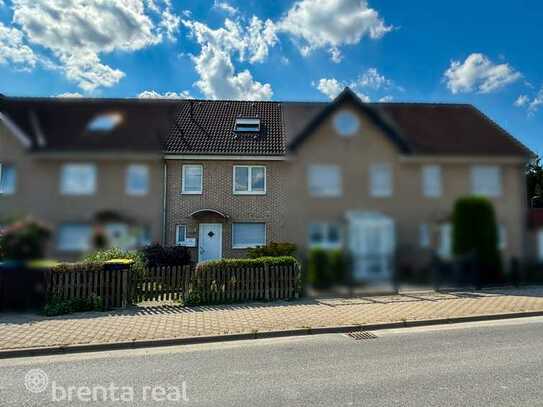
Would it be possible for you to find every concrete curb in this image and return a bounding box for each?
[2,310,543,359]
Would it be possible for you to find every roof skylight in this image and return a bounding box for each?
[234,117,260,133]
[87,112,123,132]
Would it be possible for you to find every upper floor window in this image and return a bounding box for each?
[422,165,442,198]
[334,111,359,137]
[60,164,96,195]
[232,223,266,248]
[87,112,123,132]
[309,223,342,248]
[471,165,502,197]
[308,165,342,197]
[234,118,260,133]
[126,164,149,196]
[0,163,16,195]
[58,224,92,251]
[370,163,393,197]
[182,165,203,194]
[233,165,266,194]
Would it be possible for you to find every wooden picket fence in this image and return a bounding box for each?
[42,262,301,309]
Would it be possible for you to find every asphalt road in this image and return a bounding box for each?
[1,317,543,406]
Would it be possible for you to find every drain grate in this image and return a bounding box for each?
[345,331,378,340]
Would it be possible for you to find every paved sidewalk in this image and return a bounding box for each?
[2,288,543,352]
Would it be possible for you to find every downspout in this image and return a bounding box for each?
[162,159,168,245]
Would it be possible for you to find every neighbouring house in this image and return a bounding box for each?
[0,88,535,281]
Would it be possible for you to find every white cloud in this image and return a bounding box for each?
[444,53,521,94]
[378,95,393,102]
[213,0,239,16]
[183,18,276,100]
[0,22,37,70]
[279,0,391,61]
[9,0,180,91]
[357,67,392,89]
[328,47,343,63]
[56,92,83,98]
[514,95,529,107]
[312,77,370,101]
[529,87,543,114]
[138,90,192,99]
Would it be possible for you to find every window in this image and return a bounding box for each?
[370,163,393,197]
[87,112,123,132]
[438,223,452,259]
[233,166,266,194]
[60,164,96,195]
[419,224,431,248]
[334,111,359,136]
[182,165,203,194]
[308,165,341,197]
[471,165,502,197]
[232,223,266,248]
[0,164,16,194]
[126,165,149,196]
[176,224,187,245]
[234,118,260,133]
[538,230,543,262]
[498,224,507,250]
[422,165,442,197]
[309,223,342,248]
[58,224,92,251]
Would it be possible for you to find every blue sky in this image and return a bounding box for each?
[0,0,541,153]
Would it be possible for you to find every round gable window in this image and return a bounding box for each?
[334,111,359,136]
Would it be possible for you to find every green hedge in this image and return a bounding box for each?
[247,242,297,258]
[307,249,347,288]
[196,256,299,272]
[452,196,502,282]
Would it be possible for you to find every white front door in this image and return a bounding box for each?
[198,223,223,262]
[348,212,395,282]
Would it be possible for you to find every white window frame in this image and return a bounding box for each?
[0,163,16,195]
[308,222,342,249]
[232,222,266,249]
[538,229,543,262]
[181,164,203,195]
[370,163,393,198]
[57,224,92,252]
[438,223,452,259]
[233,165,266,195]
[422,165,442,198]
[471,165,502,197]
[175,224,188,245]
[60,163,97,195]
[126,164,149,196]
[308,165,342,198]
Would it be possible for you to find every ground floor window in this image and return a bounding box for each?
[176,224,188,245]
[438,223,452,259]
[538,230,543,262]
[232,223,266,248]
[308,223,341,248]
[58,224,92,251]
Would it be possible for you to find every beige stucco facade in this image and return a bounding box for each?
[0,124,164,259]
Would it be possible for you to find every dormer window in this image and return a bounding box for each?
[87,112,123,132]
[234,117,260,133]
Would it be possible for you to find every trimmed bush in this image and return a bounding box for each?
[142,244,192,267]
[0,218,51,261]
[247,242,297,258]
[196,256,299,272]
[82,248,146,271]
[43,295,104,316]
[329,250,347,284]
[452,196,503,283]
[307,248,332,289]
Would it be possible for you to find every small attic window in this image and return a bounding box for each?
[87,112,123,132]
[234,117,260,133]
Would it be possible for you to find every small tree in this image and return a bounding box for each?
[0,218,51,261]
[452,197,502,283]
[307,248,332,289]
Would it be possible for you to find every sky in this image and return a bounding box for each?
[0,0,541,154]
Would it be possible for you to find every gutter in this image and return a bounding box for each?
[162,160,168,245]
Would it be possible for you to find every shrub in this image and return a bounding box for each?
[0,218,51,261]
[247,242,297,258]
[142,244,192,267]
[195,256,299,272]
[43,295,104,316]
[329,250,347,284]
[452,196,503,283]
[307,248,332,289]
[82,248,146,271]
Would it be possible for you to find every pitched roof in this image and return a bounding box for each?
[283,88,532,157]
[165,100,284,155]
[0,91,533,158]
